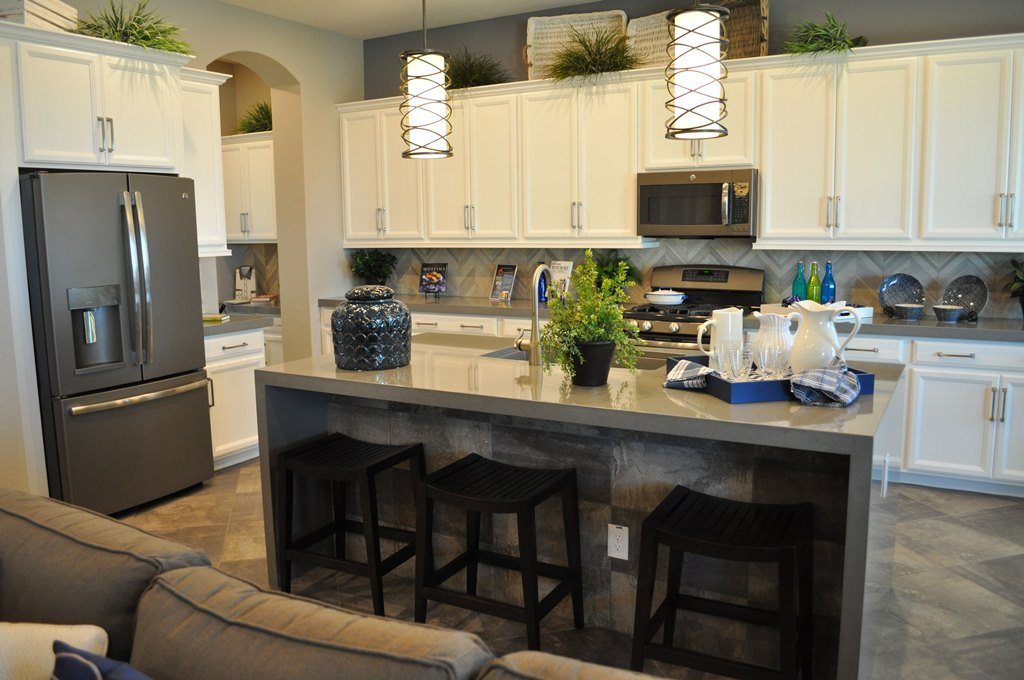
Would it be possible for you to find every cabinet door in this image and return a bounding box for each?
[424,103,471,239]
[920,51,1012,240]
[222,144,246,241]
[907,368,999,478]
[994,374,1024,482]
[577,82,638,238]
[640,78,699,170]
[1006,49,1024,240]
[758,65,837,241]
[379,109,425,241]
[699,71,758,167]
[207,352,265,462]
[469,95,519,240]
[244,140,277,240]
[102,57,178,169]
[834,58,919,241]
[181,80,228,255]
[520,88,577,239]
[340,109,382,242]
[18,43,105,165]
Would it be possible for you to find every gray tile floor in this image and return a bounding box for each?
[117,461,1024,679]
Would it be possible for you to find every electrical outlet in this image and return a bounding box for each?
[608,524,628,560]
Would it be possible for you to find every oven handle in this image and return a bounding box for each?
[721,182,731,226]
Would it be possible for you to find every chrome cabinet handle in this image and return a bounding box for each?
[459,324,484,329]
[98,116,106,152]
[1009,193,1016,232]
[121,192,143,364]
[577,202,583,230]
[570,201,577,229]
[69,379,207,416]
[105,117,115,152]
[375,208,381,233]
[847,347,879,353]
[834,196,841,230]
[690,140,697,160]
[207,377,215,408]
[464,205,470,231]
[381,207,387,233]
[1000,387,1008,423]
[698,140,705,159]
[221,342,249,351]
[990,387,998,422]
[471,204,476,231]
[936,352,976,359]
[826,196,833,230]
[998,193,1007,228]
[134,191,154,364]
[415,321,438,327]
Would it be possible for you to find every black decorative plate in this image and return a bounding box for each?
[878,273,925,317]
[941,275,988,322]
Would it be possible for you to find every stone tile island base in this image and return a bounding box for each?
[264,394,851,678]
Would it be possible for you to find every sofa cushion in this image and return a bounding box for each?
[478,652,661,680]
[0,622,108,680]
[0,488,210,660]
[130,566,494,680]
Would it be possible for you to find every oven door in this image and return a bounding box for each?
[637,170,755,238]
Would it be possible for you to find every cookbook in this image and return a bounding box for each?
[489,264,518,301]
[418,263,448,294]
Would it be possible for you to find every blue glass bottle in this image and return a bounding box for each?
[821,260,837,304]
[791,261,807,300]
[537,262,548,302]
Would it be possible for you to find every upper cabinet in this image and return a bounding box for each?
[520,88,578,239]
[222,132,277,242]
[180,69,231,257]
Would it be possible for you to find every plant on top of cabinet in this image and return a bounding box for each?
[540,249,640,386]
[545,27,639,83]
[782,11,867,55]
[73,0,190,54]
[593,250,639,292]
[349,249,398,286]
[1006,258,1024,317]
[447,47,511,89]
[237,101,272,133]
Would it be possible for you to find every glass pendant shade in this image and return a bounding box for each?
[666,5,729,140]
[400,48,452,158]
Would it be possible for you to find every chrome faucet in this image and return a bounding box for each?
[513,263,551,366]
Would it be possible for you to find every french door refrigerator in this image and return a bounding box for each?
[21,171,214,514]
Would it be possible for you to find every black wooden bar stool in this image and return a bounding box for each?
[274,433,424,616]
[414,453,584,650]
[631,486,814,679]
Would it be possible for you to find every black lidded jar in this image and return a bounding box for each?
[331,285,411,370]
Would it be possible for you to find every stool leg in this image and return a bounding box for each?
[466,510,481,596]
[779,547,798,680]
[561,477,584,629]
[662,548,684,647]
[630,528,658,672]
[332,481,347,560]
[359,472,385,616]
[799,538,814,679]
[274,467,293,594]
[414,489,433,623]
[517,507,541,651]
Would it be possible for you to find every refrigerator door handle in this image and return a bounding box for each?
[133,191,155,364]
[121,191,144,364]
[68,378,207,416]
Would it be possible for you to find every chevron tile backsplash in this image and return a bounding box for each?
[384,242,1024,319]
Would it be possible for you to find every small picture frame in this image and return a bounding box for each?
[489,264,518,302]
[418,262,448,295]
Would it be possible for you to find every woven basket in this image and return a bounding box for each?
[626,1,768,69]
[0,0,77,31]
[626,10,672,69]
[525,10,628,80]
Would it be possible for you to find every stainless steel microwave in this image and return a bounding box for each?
[637,169,758,238]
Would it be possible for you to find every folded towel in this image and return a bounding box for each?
[790,362,860,407]
[664,359,715,390]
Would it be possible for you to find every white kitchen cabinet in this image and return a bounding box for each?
[995,374,1024,482]
[379,109,425,241]
[319,307,334,355]
[205,329,265,469]
[222,132,277,242]
[339,109,381,242]
[180,68,231,257]
[1005,49,1024,240]
[411,312,498,336]
[520,88,577,239]
[264,324,283,366]
[101,56,179,169]
[424,103,471,239]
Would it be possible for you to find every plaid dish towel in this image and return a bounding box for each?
[664,359,715,390]
[790,361,861,407]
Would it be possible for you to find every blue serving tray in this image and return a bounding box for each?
[666,355,875,404]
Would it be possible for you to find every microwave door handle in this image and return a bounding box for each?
[721,182,731,226]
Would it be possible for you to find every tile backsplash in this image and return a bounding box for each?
[383,241,1023,318]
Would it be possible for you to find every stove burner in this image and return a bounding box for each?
[626,303,749,319]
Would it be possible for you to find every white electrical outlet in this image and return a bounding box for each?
[608,524,628,560]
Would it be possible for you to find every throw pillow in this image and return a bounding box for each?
[52,641,153,680]
[0,622,108,680]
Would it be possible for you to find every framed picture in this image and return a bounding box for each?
[418,263,448,294]
[489,264,518,301]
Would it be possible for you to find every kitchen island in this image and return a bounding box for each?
[255,333,906,679]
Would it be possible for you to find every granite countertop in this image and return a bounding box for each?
[318,294,550,318]
[203,313,275,337]
[256,332,904,456]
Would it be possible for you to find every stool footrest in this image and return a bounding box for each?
[643,643,781,680]
[671,593,781,628]
[423,585,526,623]
[285,549,369,576]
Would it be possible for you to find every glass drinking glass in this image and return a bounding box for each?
[718,342,752,382]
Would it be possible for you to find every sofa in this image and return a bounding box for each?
[0,488,657,679]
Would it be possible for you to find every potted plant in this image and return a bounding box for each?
[349,250,398,286]
[544,27,640,84]
[73,0,190,54]
[593,250,640,292]
[1006,258,1024,317]
[540,249,641,386]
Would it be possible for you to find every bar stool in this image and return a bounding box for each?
[631,485,814,679]
[274,433,425,616]
[414,453,584,650]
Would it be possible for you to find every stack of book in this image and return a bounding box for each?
[202,313,230,324]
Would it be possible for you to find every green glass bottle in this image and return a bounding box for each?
[791,261,807,300]
[807,261,822,303]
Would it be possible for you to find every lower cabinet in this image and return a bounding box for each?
[264,324,283,366]
[205,329,265,470]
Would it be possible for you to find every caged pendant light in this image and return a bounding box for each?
[400,0,452,158]
[665,4,729,140]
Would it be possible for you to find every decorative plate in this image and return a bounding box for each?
[878,273,925,317]
[941,275,988,322]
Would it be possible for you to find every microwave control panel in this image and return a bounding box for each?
[732,182,751,224]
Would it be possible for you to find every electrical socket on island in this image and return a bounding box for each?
[608,524,628,560]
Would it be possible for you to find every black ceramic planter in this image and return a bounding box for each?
[570,341,615,387]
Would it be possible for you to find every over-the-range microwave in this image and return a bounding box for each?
[637,169,758,238]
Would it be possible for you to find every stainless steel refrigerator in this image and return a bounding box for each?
[21,171,214,515]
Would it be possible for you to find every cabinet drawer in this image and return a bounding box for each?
[411,313,498,335]
[204,329,265,361]
[912,339,1024,371]
[499,317,545,338]
[843,335,906,363]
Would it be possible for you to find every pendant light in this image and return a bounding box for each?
[400,0,452,158]
[665,4,729,140]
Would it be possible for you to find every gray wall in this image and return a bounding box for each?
[363,0,1024,99]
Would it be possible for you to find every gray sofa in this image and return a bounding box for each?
[0,488,656,679]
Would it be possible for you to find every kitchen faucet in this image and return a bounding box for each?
[513,263,551,366]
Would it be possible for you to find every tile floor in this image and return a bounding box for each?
[116,461,1024,679]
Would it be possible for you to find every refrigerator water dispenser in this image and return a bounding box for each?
[68,285,123,371]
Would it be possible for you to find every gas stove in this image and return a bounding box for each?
[624,265,765,350]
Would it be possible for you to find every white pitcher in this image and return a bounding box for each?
[788,300,862,373]
[751,311,800,359]
[696,307,744,356]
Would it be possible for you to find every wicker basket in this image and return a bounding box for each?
[525,10,628,80]
[626,10,672,69]
[626,1,768,69]
[0,0,77,31]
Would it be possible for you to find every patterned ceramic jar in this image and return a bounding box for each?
[331,285,411,370]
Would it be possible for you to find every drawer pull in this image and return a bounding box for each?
[936,352,976,359]
[460,324,485,329]
[221,342,249,351]
[415,322,438,327]
[848,347,879,353]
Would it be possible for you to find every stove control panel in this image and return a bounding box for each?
[682,269,729,283]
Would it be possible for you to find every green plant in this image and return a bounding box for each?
[447,47,511,89]
[237,101,272,134]
[1006,258,1024,299]
[544,27,640,83]
[73,0,190,55]
[782,11,867,55]
[593,250,640,292]
[540,249,641,378]
[349,250,398,285]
